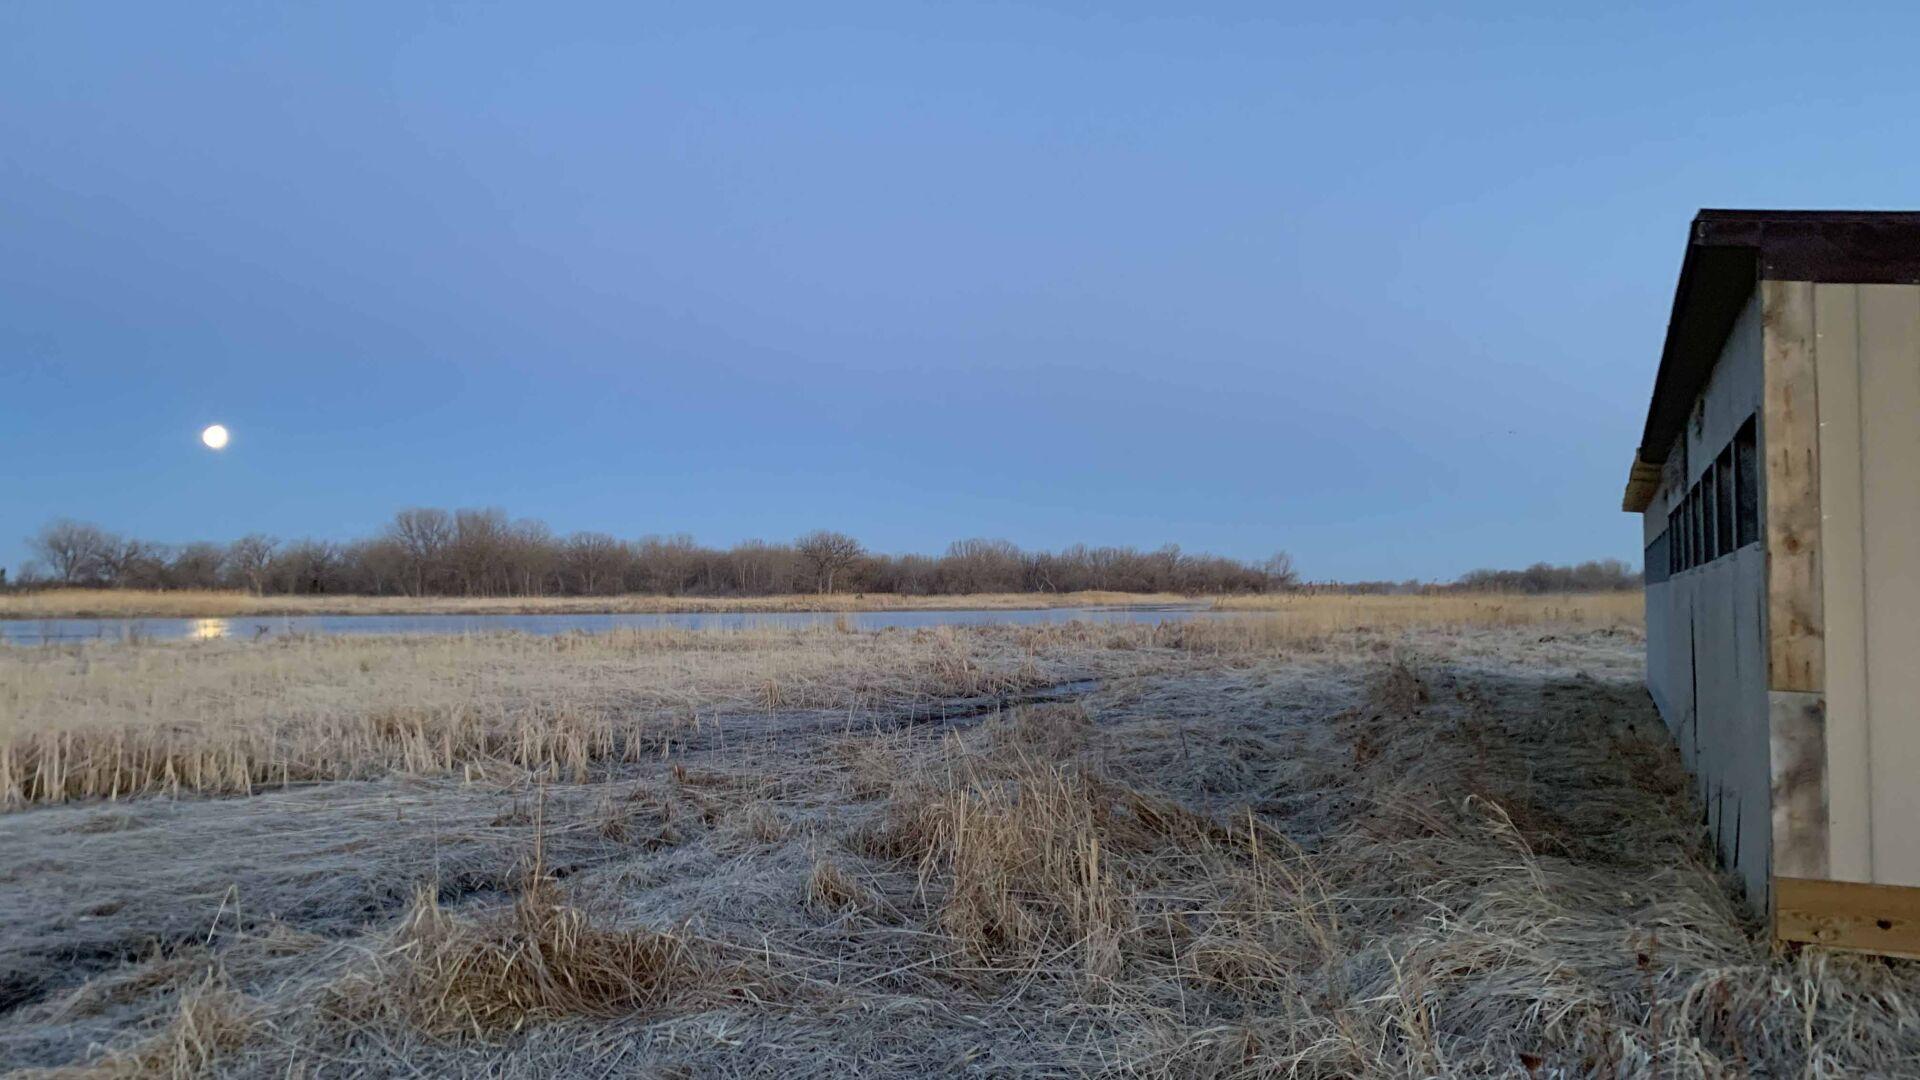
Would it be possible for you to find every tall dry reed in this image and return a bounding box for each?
[0,627,1050,808]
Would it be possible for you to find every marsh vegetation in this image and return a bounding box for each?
[3,593,1906,1077]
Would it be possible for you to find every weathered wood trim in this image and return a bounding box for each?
[1761,279,1824,693]
[1775,876,1920,959]
[1769,690,1829,880]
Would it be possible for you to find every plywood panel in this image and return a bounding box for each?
[1762,279,1824,693]
[1857,285,1920,886]
[1813,283,1872,882]
[1776,876,1920,959]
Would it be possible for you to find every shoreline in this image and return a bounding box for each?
[0,589,1642,623]
[0,589,1211,621]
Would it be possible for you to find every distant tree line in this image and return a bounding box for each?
[1449,559,1637,594]
[13,512,1300,597]
[1292,560,1635,596]
[10,515,1637,598]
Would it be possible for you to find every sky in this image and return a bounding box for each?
[5,2,1919,582]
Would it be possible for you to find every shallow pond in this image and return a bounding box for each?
[0,606,1226,645]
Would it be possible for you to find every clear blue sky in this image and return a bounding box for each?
[5,3,1917,582]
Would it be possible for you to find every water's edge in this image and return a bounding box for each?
[2,606,1232,646]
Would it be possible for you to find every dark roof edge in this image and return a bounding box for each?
[1627,210,1920,508]
[1695,209,1920,285]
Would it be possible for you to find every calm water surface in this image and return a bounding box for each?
[0,606,1226,646]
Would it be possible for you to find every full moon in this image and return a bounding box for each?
[201,424,230,450]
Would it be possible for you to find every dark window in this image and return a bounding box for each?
[1677,496,1689,571]
[1645,530,1670,585]
[1682,484,1692,568]
[1715,445,1735,555]
[1679,487,1689,569]
[1669,506,1683,573]
[1704,467,1720,562]
[1681,478,1697,564]
[1735,416,1759,547]
[1690,483,1704,567]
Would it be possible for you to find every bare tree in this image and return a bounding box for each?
[726,539,796,595]
[168,542,228,589]
[330,537,406,595]
[450,507,510,596]
[28,519,116,585]
[632,533,702,595]
[1261,551,1300,591]
[387,508,453,596]
[506,518,557,596]
[224,534,279,595]
[942,538,1023,593]
[796,530,864,594]
[100,538,168,588]
[269,540,340,594]
[562,532,628,596]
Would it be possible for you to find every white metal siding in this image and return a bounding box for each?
[1646,289,1771,906]
[1814,283,1920,888]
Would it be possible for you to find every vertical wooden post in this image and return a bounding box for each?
[1762,279,1830,889]
[1762,280,1823,694]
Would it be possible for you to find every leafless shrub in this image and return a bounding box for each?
[1368,653,1431,715]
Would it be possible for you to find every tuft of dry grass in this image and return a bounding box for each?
[15,970,256,1079]
[334,878,722,1039]
[805,857,879,916]
[883,759,1130,978]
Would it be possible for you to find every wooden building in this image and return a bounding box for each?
[1623,210,1920,957]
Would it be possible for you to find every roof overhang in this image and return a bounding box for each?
[1623,210,1920,513]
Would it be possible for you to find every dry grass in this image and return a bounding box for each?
[0,625,1070,808]
[0,596,1639,810]
[0,589,1194,620]
[8,608,1918,1078]
[805,857,879,916]
[1208,589,1643,624]
[11,971,255,1079]
[332,878,727,1039]
[834,650,1917,1076]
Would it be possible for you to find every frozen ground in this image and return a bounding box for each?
[3,623,1915,1077]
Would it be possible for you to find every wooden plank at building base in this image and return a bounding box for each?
[1775,876,1920,959]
